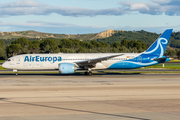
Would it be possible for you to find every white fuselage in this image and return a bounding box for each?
[2,53,141,70]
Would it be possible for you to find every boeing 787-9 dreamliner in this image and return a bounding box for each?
[2,29,173,76]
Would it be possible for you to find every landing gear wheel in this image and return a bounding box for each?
[13,70,18,76]
[84,71,92,76]
[84,72,88,76]
[88,71,92,76]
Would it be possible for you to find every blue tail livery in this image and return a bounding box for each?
[109,29,173,69]
[143,29,172,58]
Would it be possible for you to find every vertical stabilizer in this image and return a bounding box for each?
[143,29,173,58]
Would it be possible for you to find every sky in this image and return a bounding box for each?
[0,0,180,34]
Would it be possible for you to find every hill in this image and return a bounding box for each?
[0,30,97,40]
[96,30,180,48]
[0,29,123,40]
[1,29,180,48]
[97,30,159,46]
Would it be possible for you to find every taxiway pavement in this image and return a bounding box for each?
[0,73,180,120]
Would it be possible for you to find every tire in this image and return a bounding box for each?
[84,72,88,76]
[88,71,92,76]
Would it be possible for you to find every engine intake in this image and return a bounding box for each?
[58,63,76,74]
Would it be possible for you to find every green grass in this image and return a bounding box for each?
[145,64,180,69]
[168,60,180,62]
[0,60,5,63]
[112,71,180,74]
[0,66,7,70]
[95,71,180,74]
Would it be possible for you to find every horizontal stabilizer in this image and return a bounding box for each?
[153,56,170,61]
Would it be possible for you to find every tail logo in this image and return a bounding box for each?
[144,37,168,57]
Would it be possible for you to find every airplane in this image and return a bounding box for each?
[2,29,173,76]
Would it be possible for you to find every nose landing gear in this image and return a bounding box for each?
[13,69,18,76]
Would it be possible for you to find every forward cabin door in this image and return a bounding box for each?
[16,57,21,65]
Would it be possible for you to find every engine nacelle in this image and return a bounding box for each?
[58,63,76,74]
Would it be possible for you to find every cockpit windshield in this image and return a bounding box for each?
[7,59,11,61]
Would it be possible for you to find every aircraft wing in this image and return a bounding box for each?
[75,54,124,68]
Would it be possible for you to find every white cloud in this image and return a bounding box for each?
[0,20,106,34]
[150,0,171,4]
[121,2,151,11]
[0,0,180,17]
[0,0,126,17]
[120,0,180,15]
[0,0,45,7]
[130,3,149,11]
[0,20,179,34]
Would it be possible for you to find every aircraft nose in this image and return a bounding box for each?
[2,63,4,68]
[2,62,6,69]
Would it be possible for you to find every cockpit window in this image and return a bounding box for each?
[7,59,11,61]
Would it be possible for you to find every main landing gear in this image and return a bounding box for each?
[84,67,93,76]
[84,71,92,76]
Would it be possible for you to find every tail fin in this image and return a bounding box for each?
[143,29,173,58]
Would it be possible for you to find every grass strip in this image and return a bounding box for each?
[145,64,180,69]
[168,60,180,62]
[0,66,7,70]
[0,60,5,63]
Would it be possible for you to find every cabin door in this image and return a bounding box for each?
[16,57,21,64]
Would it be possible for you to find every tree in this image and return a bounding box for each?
[11,37,29,47]
[121,39,128,47]
[119,45,130,52]
[90,40,100,48]
[177,50,180,59]
[28,40,40,53]
[84,42,93,49]
[6,44,22,57]
[128,40,134,48]
[111,41,121,49]
[99,41,109,47]
[60,48,68,53]
[134,40,143,49]
[0,40,7,60]
[59,39,73,48]
[4,37,149,55]
[77,47,87,53]
[11,37,29,53]
[40,39,59,53]
[166,50,176,57]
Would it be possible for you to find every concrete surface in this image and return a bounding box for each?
[0,74,180,120]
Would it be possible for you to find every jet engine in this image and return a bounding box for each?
[58,63,76,74]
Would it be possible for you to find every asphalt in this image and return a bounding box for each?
[0,74,180,120]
